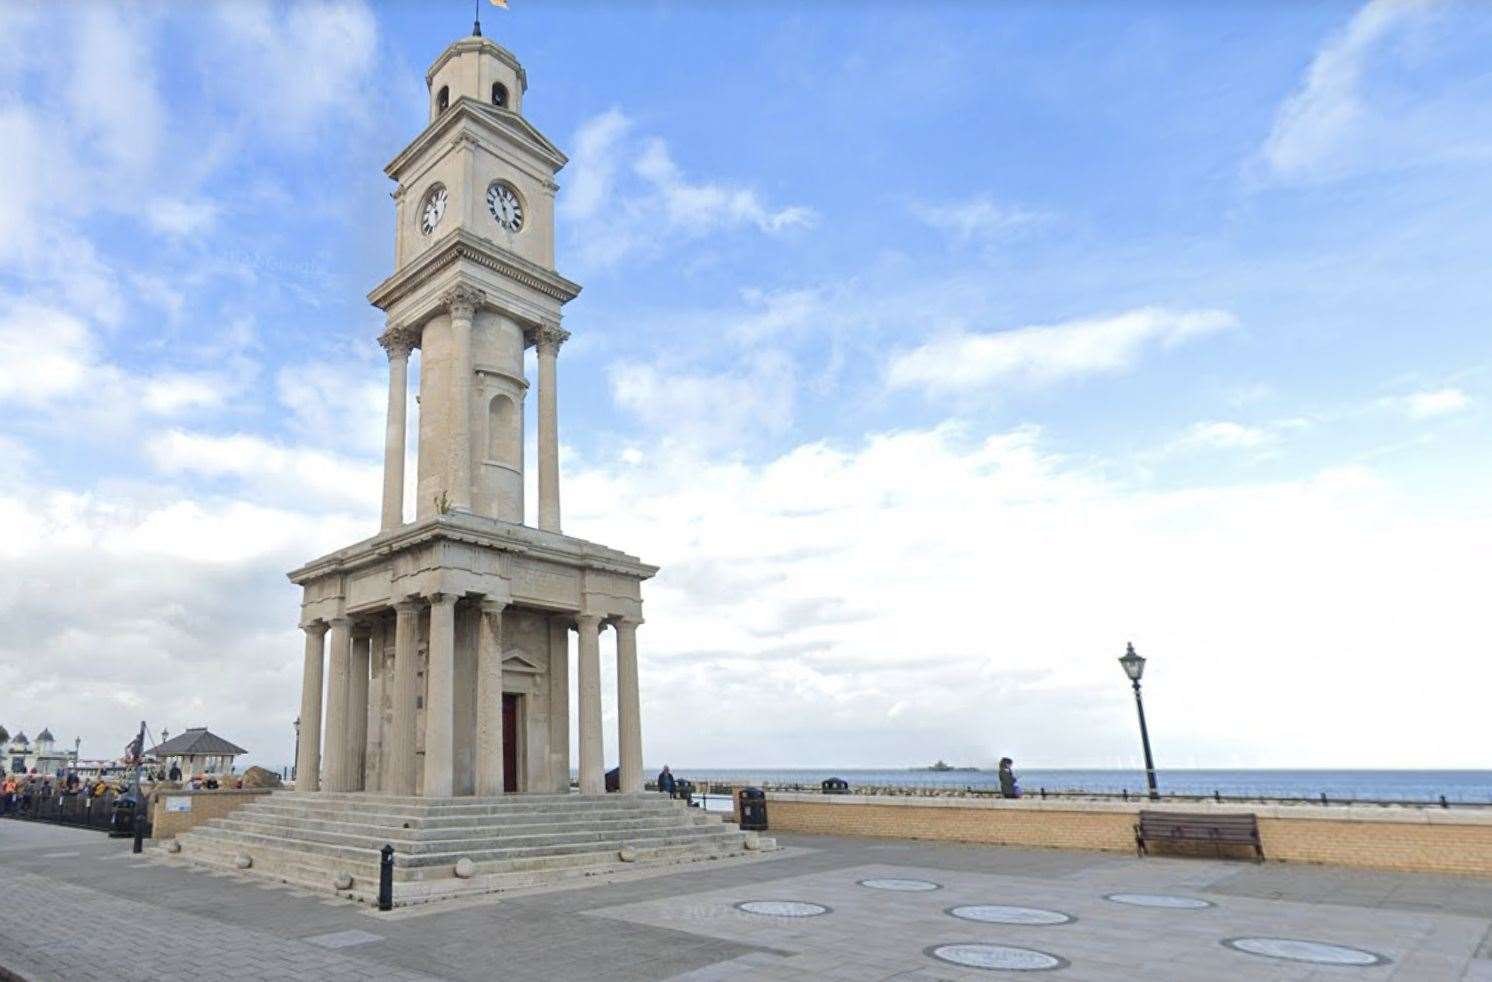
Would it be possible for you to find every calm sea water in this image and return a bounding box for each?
[667,768,1492,804]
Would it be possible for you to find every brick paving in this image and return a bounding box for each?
[3,819,1492,980]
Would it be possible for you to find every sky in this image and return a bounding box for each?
[2,0,1491,773]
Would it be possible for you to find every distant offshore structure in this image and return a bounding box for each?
[913,760,980,772]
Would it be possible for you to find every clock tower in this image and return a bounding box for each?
[371,33,578,528]
[286,31,655,804]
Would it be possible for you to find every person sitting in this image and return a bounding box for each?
[656,765,677,798]
[998,757,1021,799]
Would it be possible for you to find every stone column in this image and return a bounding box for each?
[575,613,604,795]
[547,617,570,792]
[424,593,457,798]
[322,616,352,791]
[379,327,414,531]
[295,622,328,792]
[443,287,484,513]
[474,600,506,796]
[365,620,386,792]
[535,325,569,533]
[387,600,421,796]
[615,619,644,794]
[348,627,371,792]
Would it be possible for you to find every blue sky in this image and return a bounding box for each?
[2,1,1491,773]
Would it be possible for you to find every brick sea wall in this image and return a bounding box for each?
[150,788,274,839]
[763,792,1492,877]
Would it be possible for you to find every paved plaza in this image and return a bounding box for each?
[2,820,1491,980]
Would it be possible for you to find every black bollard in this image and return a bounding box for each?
[378,844,394,911]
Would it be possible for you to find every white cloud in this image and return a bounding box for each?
[1402,386,1470,419]
[1258,0,1490,183]
[560,110,815,268]
[147,429,381,514]
[210,0,379,144]
[561,423,1492,768]
[608,352,796,450]
[66,8,165,177]
[141,374,231,416]
[911,194,1045,241]
[888,307,1236,394]
[0,302,108,406]
[1169,420,1276,453]
[144,198,220,237]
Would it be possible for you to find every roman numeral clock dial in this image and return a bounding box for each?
[487,181,524,233]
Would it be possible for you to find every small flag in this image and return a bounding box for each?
[490,0,508,7]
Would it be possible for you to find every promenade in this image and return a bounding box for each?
[2,819,1491,980]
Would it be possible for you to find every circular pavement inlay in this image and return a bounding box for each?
[734,901,830,918]
[1223,937,1390,966]
[858,878,942,892]
[1104,893,1214,910]
[948,904,1074,926]
[926,943,1069,972]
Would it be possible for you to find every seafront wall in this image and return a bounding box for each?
[761,792,1492,877]
[150,788,273,839]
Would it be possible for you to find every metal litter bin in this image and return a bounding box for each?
[737,787,768,831]
[109,795,139,837]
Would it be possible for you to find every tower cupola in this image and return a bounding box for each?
[427,36,527,121]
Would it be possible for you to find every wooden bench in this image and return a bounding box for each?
[1135,810,1264,862]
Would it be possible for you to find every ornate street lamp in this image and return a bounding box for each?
[1118,642,1160,800]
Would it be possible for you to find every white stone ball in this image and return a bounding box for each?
[165,841,181,854]
[333,872,353,890]
[234,854,252,869]
[743,834,761,851]
[454,857,476,878]
[617,847,637,863]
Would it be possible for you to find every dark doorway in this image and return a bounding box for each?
[502,693,520,793]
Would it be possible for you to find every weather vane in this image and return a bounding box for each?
[474,0,508,37]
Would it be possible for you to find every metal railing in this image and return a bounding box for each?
[0,790,150,834]
[672,778,1492,811]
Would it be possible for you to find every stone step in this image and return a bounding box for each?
[266,792,672,817]
[171,828,765,905]
[236,800,693,830]
[204,815,730,856]
[183,811,743,859]
[210,810,716,843]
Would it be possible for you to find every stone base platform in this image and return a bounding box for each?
[170,791,773,906]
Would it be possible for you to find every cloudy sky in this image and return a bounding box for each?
[2,0,1490,773]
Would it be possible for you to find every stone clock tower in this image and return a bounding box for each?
[286,32,655,802]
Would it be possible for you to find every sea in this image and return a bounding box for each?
[665,768,1492,805]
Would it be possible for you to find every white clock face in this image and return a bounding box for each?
[487,182,524,233]
[420,186,447,235]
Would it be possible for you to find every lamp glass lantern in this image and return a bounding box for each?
[1118,643,1145,682]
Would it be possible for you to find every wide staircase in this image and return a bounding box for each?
[171,791,770,906]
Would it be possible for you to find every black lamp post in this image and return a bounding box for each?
[1118,642,1160,801]
[292,717,301,782]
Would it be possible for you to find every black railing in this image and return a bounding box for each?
[669,778,1492,811]
[1,790,152,835]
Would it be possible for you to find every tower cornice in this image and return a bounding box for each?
[368,227,582,313]
[425,36,528,94]
[385,98,566,180]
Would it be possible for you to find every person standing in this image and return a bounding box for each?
[656,765,677,798]
[998,758,1021,799]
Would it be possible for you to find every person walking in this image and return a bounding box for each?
[656,765,677,798]
[998,758,1021,799]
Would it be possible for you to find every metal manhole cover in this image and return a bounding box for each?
[947,905,1073,926]
[734,900,830,917]
[858,878,941,891]
[1104,893,1213,909]
[926,943,1068,972]
[1223,937,1389,966]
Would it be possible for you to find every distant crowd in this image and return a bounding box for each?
[1,762,252,817]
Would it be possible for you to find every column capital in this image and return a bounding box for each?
[378,325,417,359]
[612,617,643,633]
[428,592,458,609]
[301,620,329,637]
[480,597,508,616]
[531,323,570,355]
[328,615,352,629]
[392,596,422,613]
[574,612,604,632]
[441,285,485,321]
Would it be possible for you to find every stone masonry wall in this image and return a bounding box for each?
[764,792,1492,877]
[151,789,274,840]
